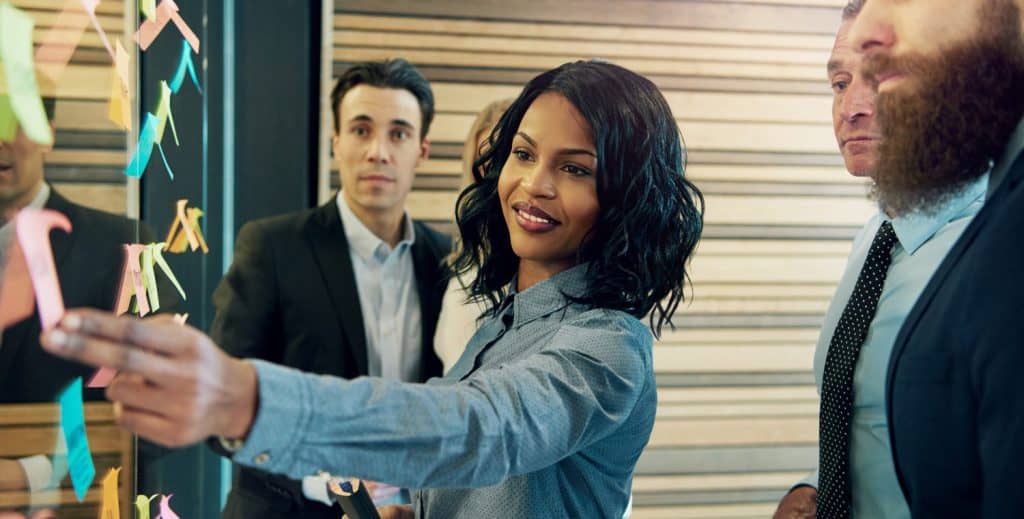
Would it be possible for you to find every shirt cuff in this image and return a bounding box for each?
[17,455,53,493]
[794,467,818,491]
[301,473,333,506]
[232,360,313,475]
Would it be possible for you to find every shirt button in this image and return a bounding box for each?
[254,452,271,465]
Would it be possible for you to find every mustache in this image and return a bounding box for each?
[860,52,926,90]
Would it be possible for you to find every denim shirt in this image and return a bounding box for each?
[234,264,657,518]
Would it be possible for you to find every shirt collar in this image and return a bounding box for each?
[336,190,415,264]
[886,175,986,255]
[506,263,590,329]
[989,115,1024,197]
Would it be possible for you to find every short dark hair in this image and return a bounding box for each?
[842,0,865,20]
[330,58,434,140]
[452,60,705,337]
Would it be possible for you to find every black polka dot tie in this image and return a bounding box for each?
[817,221,899,519]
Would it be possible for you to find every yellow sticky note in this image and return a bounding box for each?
[107,66,131,130]
[0,3,53,145]
[153,81,178,145]
[100,467,121,519]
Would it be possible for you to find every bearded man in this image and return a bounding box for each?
[849,0,1024,516]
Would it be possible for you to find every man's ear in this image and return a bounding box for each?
[418,137,431,164]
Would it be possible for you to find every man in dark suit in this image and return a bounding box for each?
[0,97,163,491]
[848,0,1024,516]
[210,59,451,519]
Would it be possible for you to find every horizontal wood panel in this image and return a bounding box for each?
[631,503,776,519]
[54,182,126,214]
[649,417,818,446]
[633,471,806,493]
[335,13,838,50]
[0,424,123,457]
[653,346,814,373]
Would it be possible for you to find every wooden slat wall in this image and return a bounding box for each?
[16,0,129,214]
[330,1,867,517]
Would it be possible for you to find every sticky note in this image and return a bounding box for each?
[100,467,121,519]
[0,239,35,329]
[0,95,16,141]
[136,0,198,54]
[59,377,95,502]
[108,39,132,130]
[172,313,188,324]
[0,3,54,145]
[81,0,114,60]
[168,39,201,94]
[140,0,156,20]
[34,0,90,81]
[113,243,147,315]
[125,113,159,178]
[16,209,72,329]
[135,494,158,519]
[165,199,200,252]
[151,242,186,300]
[154,81,178,144]
[86,366,116,388]
[158,494,180,519]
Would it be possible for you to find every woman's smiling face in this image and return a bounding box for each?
[498,92,600,284]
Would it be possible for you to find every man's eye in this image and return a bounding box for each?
[392,130,410,141]
[353,127,369,136]
[832,81,848,93]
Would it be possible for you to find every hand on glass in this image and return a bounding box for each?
[40,309,259,448]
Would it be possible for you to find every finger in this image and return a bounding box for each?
[116,406,190,448]
[42,327,181,382]
[107,376,178,418]
[58,309,197,356]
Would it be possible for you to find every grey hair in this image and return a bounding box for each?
[842,0,865,20]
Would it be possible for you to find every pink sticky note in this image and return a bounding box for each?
[87,367,116,388]
[134,1,173,51]
[0,240,35,329]
[34,0,91,81]
[172,313,188,325]
[16,209,71,330]
[168,11,199,53]
[80,0,114,60]
[113,244,148,316]
[158,494,180,519]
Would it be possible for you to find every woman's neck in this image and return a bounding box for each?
[516,258,576,292]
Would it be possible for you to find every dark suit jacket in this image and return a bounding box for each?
[0,189,158,403]
[210,199,451,519]
[886,151,1024,517]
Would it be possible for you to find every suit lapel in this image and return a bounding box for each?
[886,151,1024,411]
[410,224,445,380]
[305,201,369,376]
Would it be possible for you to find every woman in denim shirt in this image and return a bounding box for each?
[42,60,705,519]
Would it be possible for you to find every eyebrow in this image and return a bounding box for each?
[516,131,596,158]
[348,114,416,131]
[827,60,846,75]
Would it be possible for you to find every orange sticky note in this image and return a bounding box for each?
[135,0,198,53]
[16,209,71,329]
[100,466,121,519]
[113,244,148,316]
[165,199,208,253]
[80,0,114,60]
[0,240,35,329]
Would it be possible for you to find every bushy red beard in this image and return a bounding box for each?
[864,0,1024,216]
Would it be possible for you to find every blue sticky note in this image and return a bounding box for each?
[157,142,175,180]
[58,377,95,502]
[125,113,159,178]
[169,39,202,95]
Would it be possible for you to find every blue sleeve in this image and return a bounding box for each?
[232,319,651,488]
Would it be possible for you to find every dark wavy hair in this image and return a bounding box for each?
[452,60,704,337]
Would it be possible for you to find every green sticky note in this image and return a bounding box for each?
[152,242,186,300]
[140,0,156,20]
[154,81,179,146]
[141,244,161,313]
[0,2,53,146]
[135,493,158,519]
[0,94,15,141]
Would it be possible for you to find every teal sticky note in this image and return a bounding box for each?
[168,39,201,94]
[125,113,159,178]
[58,377,95,502]
[0,3,54,145]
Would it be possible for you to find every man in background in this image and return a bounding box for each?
[210,58,451,519]
[774,0,987,516]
